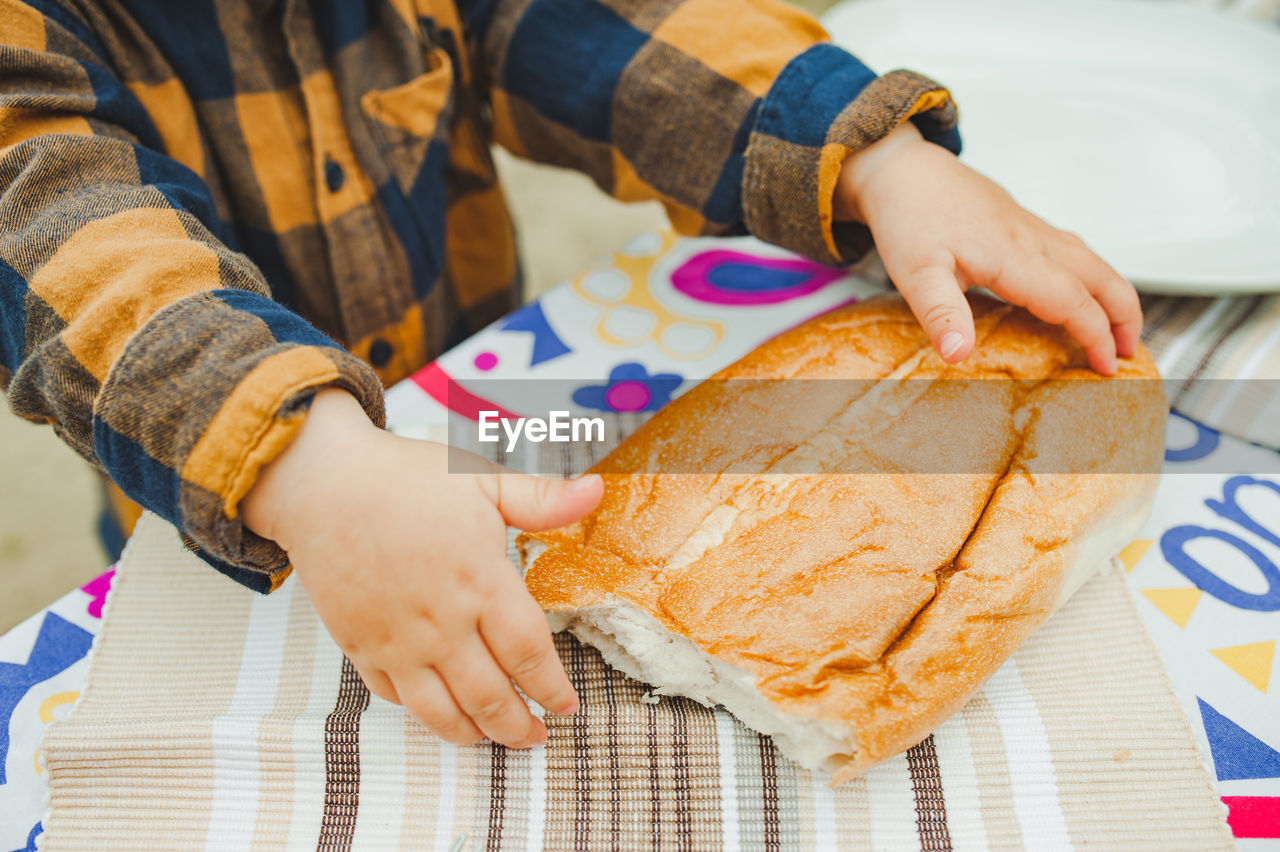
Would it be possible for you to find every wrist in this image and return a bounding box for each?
[834,120,928,223]
[241,387,376,547]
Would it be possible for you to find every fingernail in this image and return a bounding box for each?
[569,474,601,491]
[939,331,965,360]
[556,697,580,716]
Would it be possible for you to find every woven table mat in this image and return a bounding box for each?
[1138,293,1280,451]
[41,505,1231,850]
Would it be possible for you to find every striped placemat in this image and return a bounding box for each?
[1140,294,1280,450]
[40,507,1232,850]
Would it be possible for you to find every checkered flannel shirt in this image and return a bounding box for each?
[0,0,958,591]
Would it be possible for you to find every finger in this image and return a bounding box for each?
[480,580,578,716]
[397,667,485,745]
[1006,257,1117,375]
[437,636,547,748]
[893,263,976,363]
[357,666,401,706]
[1048,236,1143,359]
[477,471,604,532]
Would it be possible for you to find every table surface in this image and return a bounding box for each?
[4,232,1279,850]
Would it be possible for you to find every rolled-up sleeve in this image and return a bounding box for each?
[468,0,958,264]
[743,47,959,265]
[0,0,384,592]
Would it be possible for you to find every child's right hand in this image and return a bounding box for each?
[835,122,1143,375]
[243,388,604,748]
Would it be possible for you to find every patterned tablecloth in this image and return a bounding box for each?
[3,231,1279,849]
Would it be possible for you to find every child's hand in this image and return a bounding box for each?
[243,389,603,748]
[835,122,1142,375]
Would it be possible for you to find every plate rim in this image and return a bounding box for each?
[821,0,1280,297]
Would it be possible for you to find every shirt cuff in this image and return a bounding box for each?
[742,43,960,266]
[93,289,386,593]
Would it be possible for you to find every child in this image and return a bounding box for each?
[0,0,1140,751]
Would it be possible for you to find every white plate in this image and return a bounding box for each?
[823,0,1280,295]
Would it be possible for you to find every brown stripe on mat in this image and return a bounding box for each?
[570,638,592,852]
[670,697,694,851]
[774,744,804,848]
[318,655,371,851]
[544,635,571,850]
[648,700,662,850]
[1139,296,1222,382]
[759,733,781,852]
[495,430,508,467]
[486,742,509,850]
[1139,294,1186,342]
[486,526,519,850]
[603,651,622,850]
[906,735,953,851]
[1174,295,1263,405]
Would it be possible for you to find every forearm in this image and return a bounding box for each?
[241,388,375,549]
[474,0,958,263]
[833,121,926,224]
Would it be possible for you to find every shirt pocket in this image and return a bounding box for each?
[359,46,455,199]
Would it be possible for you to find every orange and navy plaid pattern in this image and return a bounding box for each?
[0,0,958,592]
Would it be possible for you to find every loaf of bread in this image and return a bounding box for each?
[519,295,1165,782]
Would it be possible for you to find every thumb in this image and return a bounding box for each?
[480,471,604,532]
[895,264,976,363]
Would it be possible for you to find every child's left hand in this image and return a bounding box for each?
[835,122,1142,375]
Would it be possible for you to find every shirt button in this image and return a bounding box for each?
[323,156,345,192]
[369,338,393,367]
